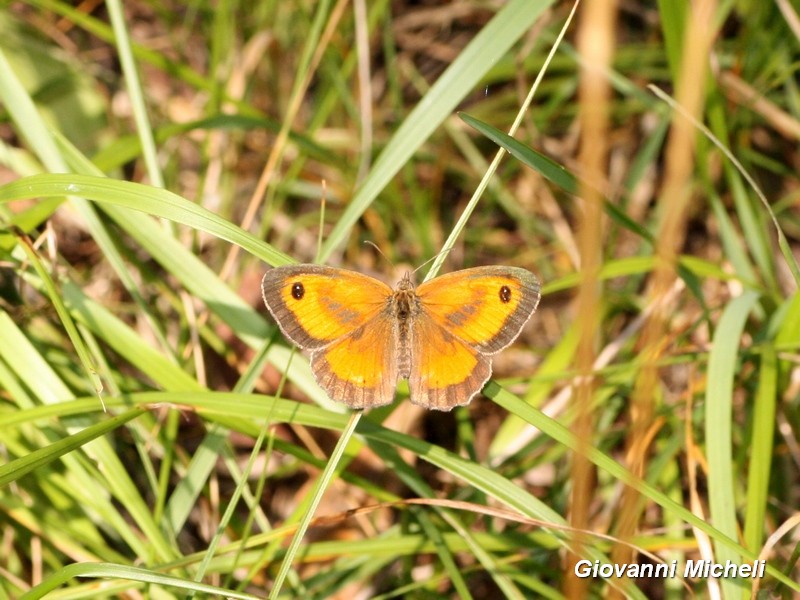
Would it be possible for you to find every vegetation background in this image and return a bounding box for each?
[0,0,799,598]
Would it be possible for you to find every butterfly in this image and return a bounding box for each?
[261,264,540,411]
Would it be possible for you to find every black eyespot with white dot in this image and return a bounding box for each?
[291,282,305,300]
[499,285,512,303]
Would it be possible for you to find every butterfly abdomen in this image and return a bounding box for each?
[392,282,419,380]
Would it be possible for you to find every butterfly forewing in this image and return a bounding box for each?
[415,266,541,353]
[261,265,392,350]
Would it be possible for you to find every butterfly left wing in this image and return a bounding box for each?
[407,266,540,410]
[261,264,399,408]
[261,264,392,350]
[311,316,399,408]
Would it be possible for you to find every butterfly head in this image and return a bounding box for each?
[396,271,415,291]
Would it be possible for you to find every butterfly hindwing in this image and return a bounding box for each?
[312,317,399,408]
[407,313,491,410]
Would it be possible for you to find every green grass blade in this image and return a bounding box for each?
[269,411,363,599]
[318,0,555,261]
[743,343,777,552]
[460,112,577,193]
[0,409,144,488]
[705,290,760,597]
[19,562,262,600]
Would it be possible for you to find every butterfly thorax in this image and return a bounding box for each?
[391,273,419,380]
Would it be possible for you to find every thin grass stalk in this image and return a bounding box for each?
[614,0,719,579]
[565,0,616,597]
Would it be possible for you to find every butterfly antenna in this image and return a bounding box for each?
[313,181,327,263]
[362,240,395,270]
[412,244,454,280]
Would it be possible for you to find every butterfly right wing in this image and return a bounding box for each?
[406,312,491,411]
[415,266,540,353]
[407,266,540,410]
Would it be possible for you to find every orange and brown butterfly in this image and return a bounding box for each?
[261,264,541,411]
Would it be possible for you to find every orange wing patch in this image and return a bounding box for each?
[407,315,491,410]
[262,265,391,349]
[312,319,398,408]
[416,266,540,353]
